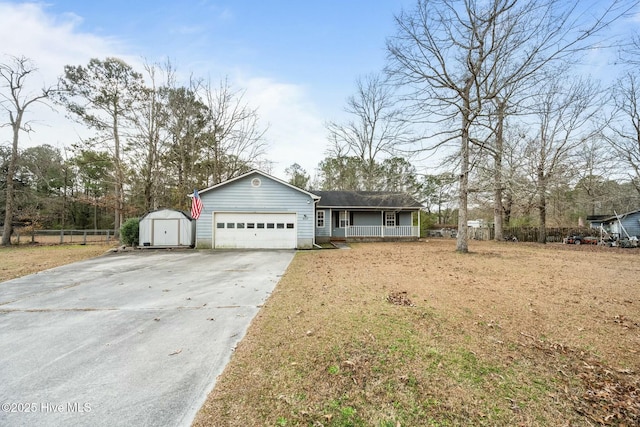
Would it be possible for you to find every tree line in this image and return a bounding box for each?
[287,0,640,251]
[3,0,640,251]
[1,57,270,244]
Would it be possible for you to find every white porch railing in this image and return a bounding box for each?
[345,225,419,238]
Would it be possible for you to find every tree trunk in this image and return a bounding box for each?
[143,137,155,211]
[493,101,505,241]
[113,110,122,237]
[537,171,547,244]
[456,105,470,253]
[503,192,513,226]
[1,114,21,246]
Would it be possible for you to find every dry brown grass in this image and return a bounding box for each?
[193,240,640,427]
[0,244,115,282]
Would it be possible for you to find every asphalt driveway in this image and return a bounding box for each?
[0,249,295,427]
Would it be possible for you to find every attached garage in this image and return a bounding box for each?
[213,212,296,249]
[195,170,320,249]
[139,209,196,248]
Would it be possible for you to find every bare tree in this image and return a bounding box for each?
[606,72,640,194]
[326,73,411,190]
[128,60,174,211]
[386,0,635,252]
[420,172,457,224]
[200,78,267,186]
[1,56,53,245]
[572,136,615,216]
[523,74,604,242]
[163,80,208,209]
[387,0,523,252]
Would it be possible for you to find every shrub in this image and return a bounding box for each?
[120,218,140,246]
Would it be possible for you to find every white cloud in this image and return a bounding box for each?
[0,3,130,80]
[0,2,133,149]
[0,2,331,182]
[239,77,329,180]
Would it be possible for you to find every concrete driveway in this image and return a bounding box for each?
[0,249,295,427]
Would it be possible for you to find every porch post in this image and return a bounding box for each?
[329,209,332,238]
[417,210,421,237]
[344,210,349,237]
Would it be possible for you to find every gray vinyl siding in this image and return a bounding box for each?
[196,174,315,249]
[621,212,640,237]
[399,212,413,226]
[590,211,640,238]
[353,212,380,226]
[315,209,330,237]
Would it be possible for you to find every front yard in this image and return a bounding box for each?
[193,240,640,426]
[0,244,115,282]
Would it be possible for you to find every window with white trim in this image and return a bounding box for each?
[339,211,350,228]
[385,212,396,227]
[316,211,325,228]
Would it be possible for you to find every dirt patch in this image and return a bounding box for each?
[387,290,415,307]
[193,240,640,426]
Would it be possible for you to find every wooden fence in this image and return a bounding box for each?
[1,229,117,245]
[467,226,596,243]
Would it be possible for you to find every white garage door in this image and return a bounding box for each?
[213,212,297,249]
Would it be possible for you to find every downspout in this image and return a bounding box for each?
[313,198,322,249]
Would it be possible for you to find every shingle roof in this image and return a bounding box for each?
[591,208,640,223]
[314,191,423,209]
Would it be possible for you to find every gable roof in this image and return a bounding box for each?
[314,190,423,209]
[197,169,320,200]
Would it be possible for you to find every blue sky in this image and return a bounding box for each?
[2,1,640,182]
[0,1,414,179]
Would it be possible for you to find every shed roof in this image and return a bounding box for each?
[140,208,193,220]
[314,190,423,209]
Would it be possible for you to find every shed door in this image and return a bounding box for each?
[152,219,180,246]
[213,212,296,249]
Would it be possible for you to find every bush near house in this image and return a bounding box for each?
[120,218,139,246]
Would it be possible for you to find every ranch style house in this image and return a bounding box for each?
[193,169,422,249]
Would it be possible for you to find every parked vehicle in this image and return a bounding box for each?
[563,235,598,245]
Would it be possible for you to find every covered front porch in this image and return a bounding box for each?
[316,209,421,241]
[345,224,420,238]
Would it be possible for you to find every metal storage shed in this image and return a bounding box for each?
[139,209,196,248]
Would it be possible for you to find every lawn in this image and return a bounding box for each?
[0,244,115,282]
[193,240,640,426]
